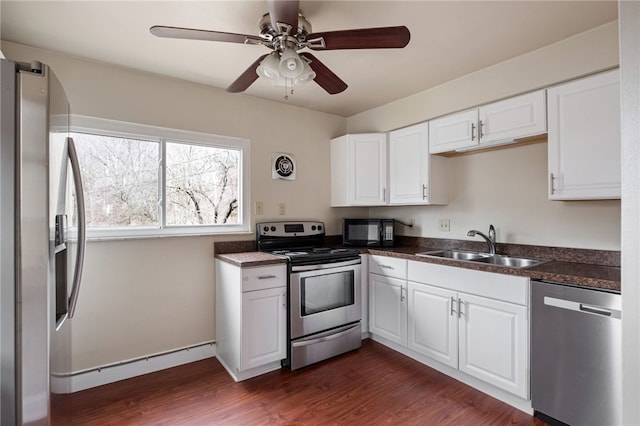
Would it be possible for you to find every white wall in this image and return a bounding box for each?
[1,41,366,371]
[373,142,620,249]
[619,1,640,424]
[349,22,621,250]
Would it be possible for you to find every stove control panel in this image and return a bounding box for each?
[256,221,324,237]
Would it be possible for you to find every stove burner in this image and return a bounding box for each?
[256,221,360,265]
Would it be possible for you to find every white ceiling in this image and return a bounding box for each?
[0,1,617,117]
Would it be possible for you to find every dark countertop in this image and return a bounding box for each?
[367,247,620,293]
[215,251,287,268]
[214,240,621,293]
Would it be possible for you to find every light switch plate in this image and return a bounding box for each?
[439,218,450,232]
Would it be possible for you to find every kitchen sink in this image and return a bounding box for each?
[473,254,547,268]
[416,249,491,261]
[415,250,547,269]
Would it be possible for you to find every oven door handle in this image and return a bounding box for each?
[291,323,360,348]
[290,258,361,272]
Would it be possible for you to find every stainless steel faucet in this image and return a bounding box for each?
[467,225,496,254]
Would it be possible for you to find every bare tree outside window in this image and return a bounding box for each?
[71,133,159,227]
[165,142,239,225]
[70,131,241,230]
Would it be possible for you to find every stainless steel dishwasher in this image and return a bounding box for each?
[531,280,622,426]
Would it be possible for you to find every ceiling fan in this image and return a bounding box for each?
[150,0,410,95]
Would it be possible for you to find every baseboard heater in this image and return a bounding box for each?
[51,341,216,393]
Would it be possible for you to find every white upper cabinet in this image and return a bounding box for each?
[331,133,387,206]
[479,90,547,145]
[429,90,547,154]
[547,69,621,200]
[389,123,448,205]
[428,109,479,153]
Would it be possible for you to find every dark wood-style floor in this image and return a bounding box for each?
[52,339,548,425]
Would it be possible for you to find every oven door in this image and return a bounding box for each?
[290,259,361,340]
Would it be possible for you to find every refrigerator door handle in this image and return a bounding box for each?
[67,136,86,319]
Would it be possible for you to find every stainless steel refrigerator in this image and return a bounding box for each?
[1,59,86,425]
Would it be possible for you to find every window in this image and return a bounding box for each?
[69,115,250,237]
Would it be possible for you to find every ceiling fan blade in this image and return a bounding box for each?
[300,53,348,95]
[267,0,299,35]
[150,25,263,45]
[307,26,410,50]
[227,54,269,93]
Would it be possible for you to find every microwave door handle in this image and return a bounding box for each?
[67,137,86,319]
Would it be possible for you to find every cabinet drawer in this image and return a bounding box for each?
[369,255,407,279]
[242,264,286,292]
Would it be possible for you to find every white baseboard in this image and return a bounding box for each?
[51,341,216,393]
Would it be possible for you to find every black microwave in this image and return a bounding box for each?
[342,219,395,247]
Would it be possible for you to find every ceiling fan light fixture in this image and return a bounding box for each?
[256,52,280,81]
[278,48,304,78]
[294,60,316,86]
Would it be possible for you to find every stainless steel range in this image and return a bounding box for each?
[256,221,362,370]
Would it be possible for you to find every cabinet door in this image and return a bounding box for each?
[349,133,387,205]
[369,273,406,345]
[389,123,430,205]
[407,282,458,368]
[240,287,287,371]
[547,70,620,200]
[458,293,528,398]
[479,90,546,146]
[428,109,478,154]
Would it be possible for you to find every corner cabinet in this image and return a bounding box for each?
[215,260,287,382]
[429,90,547,154]
[388,123,448,205]
[331,133,387,206]
[547,69,621,200]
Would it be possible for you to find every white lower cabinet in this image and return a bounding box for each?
[370,273,407,345]
[457,292,528,397]
[369,255,408,345]
[240,286,287,370]
[215,260,287,381]
[370,257,530,402]
[407,282,457,368]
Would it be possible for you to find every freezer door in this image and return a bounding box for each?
[531,281,622,426]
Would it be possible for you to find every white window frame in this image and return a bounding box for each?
[69,115,251,239]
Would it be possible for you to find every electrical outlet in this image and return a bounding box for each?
[278,202,286,216]
[255,201,264,216]
[439,218,450,232]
